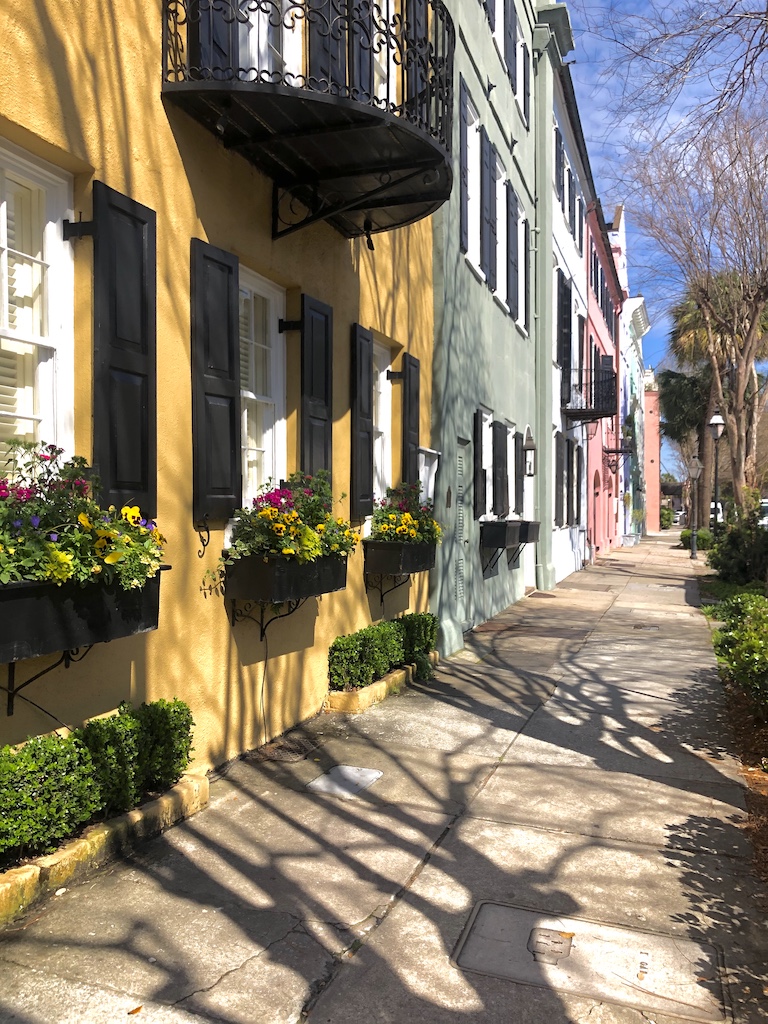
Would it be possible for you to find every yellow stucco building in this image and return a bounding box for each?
[0,1,454,768]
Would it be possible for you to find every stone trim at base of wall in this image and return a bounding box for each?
[324,651,439,714]
[0,770,209,928]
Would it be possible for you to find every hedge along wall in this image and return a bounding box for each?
[328,612,438,691]
[0,699,193,870]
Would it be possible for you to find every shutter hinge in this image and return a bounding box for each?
[278,319,301,333]
[62,217,96,242]
[386,370,404,381]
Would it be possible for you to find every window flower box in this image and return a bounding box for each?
[519,521,541,544]
[363,540,436,575]
[480,520,522,549]
[225,554,347,604]
[0,572,165,665]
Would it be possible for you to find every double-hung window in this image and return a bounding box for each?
[459,80,481,269]
[238,268,286,502]
[0,143,73,465]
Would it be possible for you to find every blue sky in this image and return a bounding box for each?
[566,5,673,372]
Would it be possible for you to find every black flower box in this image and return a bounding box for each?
[480,520,522,549]
[519,521,541,544]
[363,540,436,576]
[225,554,347,604]
[0,571,166,665]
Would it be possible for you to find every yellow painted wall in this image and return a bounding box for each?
[0,1,435,767]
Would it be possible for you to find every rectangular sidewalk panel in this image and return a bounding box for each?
[452,902,725,1022]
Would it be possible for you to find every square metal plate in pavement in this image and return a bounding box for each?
[451,902,726,1022]
[306,764,383,798]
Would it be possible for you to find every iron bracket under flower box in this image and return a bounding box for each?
[0,569,168,717]
[363,540,436,576]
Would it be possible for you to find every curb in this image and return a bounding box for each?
[0,770,209,928]
[324,651,439,714]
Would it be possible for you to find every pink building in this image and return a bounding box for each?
[644,371,661,532]
[584,202,624,557]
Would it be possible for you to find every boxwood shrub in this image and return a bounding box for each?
[713,593,768,710]
[681,528,713,550]
[329,612,438,691]
[0,698,194,870]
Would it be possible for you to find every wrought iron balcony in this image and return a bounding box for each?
[561,368,617,422]
[163,0,454,238]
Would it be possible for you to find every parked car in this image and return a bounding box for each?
[759,499,768,528]
[710,501,724,525]
[673,509,686,526]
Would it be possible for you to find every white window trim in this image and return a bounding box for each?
[0,139,73,455]
[493,157,508,304]
[238,265,286,504]
[372,340,392,501]
[479,405,494,520]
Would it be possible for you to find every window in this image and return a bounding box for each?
[0,143,73,464]
[238,268,286,502]
[372,341,392,499]
[473,405,494,519]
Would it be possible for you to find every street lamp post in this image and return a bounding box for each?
[688,456,704,559]
[708,409,725,532]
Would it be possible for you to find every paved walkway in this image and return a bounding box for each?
[1,537,766,1023]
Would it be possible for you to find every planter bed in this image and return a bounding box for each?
[363,540,436,575]
[325,651,440,714]
[480,520,522,549]
[225,554,347,603]
[0,770,208,927]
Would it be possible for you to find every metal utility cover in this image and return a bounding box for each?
[306,765,383,798]
[452,902,725,1022]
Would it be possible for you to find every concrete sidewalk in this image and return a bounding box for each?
[1,537,766,1023]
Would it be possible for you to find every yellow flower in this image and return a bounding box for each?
[317,523,325,532]
[121,505,141,524]
[95,537,108,551]
[396,525,408,534]
[380,523,390,533]
[282,547,295,555]
[388,514,397,522]
[337,517,344,525]
[91,564,102,574]
[273,523,286,536]
[78,512,93,530]
[409,529,417,537]
[331,543,338,551]
[104,550,124,564]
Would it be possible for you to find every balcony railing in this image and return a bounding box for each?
[562,368,617,422]
[163,0,455,237]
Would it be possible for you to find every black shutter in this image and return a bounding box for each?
[190,238,240,524]
[301,294,333,477]
[308,0,346,90]
[350,323,374,519]
[578,197,585,254]
[484,0,496,32]
[600,352,616,412]
[480,127,492,281]
[514,431,524,514]
[523,219,531,332]
[401,353,420,484]
[189,0,238,78]
[504,0,517,89]
[473,409,486,519]
[350,1,373,99]
[507,184,519,319]
[522,42,530,123]
[568,169,576,234]
[406,0,428,119]
[459,77,469,254]
[555,127,564,207]
[93,181,157,517]
[555,431,565,527]
[566,438,575,525]
[488,144,498,292]
[492,421,509,517]
[576,445,583,524]
[558,271,573,405]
